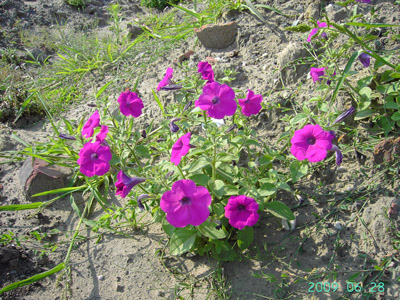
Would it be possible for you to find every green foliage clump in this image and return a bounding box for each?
[64,0,86,8]
[140,0,181,10]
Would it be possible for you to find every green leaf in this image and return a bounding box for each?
[135,145,150,158]
[188,174,210,186]
[359,87,372,101]
[0,202,44,211]
[265,201,295,220]
[216,153,237,162]
[170,228,197,255]
[162,218,175,237]
[392,112,400,121]
[0,263,64,294]
[389,72,400,79]
[237,226,254,250]
[258,183,277,196]
[188,157,210,172]
[354,109,374,120]
[290,161,308,182]
[209,179,225,198]
[224,184,238,195]
[198,221,227,239]
[290,113,308,125]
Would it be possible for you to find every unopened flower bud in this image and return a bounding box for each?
[183,100,193,112]
[59,133,76,140]
[141,129,146,138]
[331,145,343,166]
[333,107,355,124]
[160,84,183,91]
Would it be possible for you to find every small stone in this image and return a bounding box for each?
[277,42,310,85]
[116,285,124,292]
[0,247,19,264]
[9,258,19,267]
[334,221,343,230]
[127,24,144,40]
[373,137,400,164]
[19,157,72,202]
[325,4,347,22]
[98,275,105,281]
[194,22,238,49]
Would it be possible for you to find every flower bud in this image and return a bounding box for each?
[59,133,76,140]
[333,107,355,124]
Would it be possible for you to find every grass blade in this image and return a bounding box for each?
[13,92,36,124]
[169,3,201,19]
[255,4,291,18]
[346,22,400,28]
[330,50,360,105]
[0,263,65,295]
[0,202,44,211]
[96,80,113,99]
[243,0,266,23]
[151,88,165,115]
[32,185,86,197]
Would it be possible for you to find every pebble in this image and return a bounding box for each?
[334,221,343,230]
[98,275,105,281]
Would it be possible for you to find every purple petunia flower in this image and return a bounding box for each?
[224,195,259,230]
[358,52,371,68]
[82,110,100,139]
[195,82,237,119]
[117,91,144,117]
[77,142,112,177]
[171,132,191,166]
[310,67,326,83]
[238,89,263,117]
[95,125,108,143]
[115,170,146,198]
[290,124,335,162]
[198,61,215,82]
[160,179,212,228]
[356,0,371,3]
[307,21,328,42]
[157,68,173,91]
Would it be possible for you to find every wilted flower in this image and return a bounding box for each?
[159,84,182,91]
[238,89,263,117]
[117,91,144,117]
[224,195,259,230]
[225,124,237,134]
[95,125,108,143]
[82,110,100,139]
[198,61,215,82]
[171,132,191,166]
[157,67,173,91]
[160,179,212,228]
[307,21,328,42]
[169,118,181,133]
[141,129,146,138]
[333,107,356,124]
[115,170,146,198]
[358,52,371,68]
[59,133,76,140]
[77,142,112,177]
[290,124,335,162]
[195,82,237,119]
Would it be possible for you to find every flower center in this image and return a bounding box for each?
[244,99,250,104]
[212,96,220,105]
[237,204,246,211]
[307,137,316,145]
[180,196,192,206]
[90,153,98,160]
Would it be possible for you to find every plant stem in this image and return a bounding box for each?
[212,137,217,181]
[177,165,186,179]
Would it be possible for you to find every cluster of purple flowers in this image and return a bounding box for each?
[160,179,259,229]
